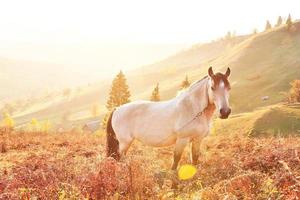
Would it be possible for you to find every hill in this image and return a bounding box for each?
[76,20,300,115]
[9,35,250,126]
[141,21,300,112]
[0,58,89,102]
[10,21,300,127]
[214,103,300,137]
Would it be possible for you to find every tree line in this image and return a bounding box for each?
[225,14,294,40]
[265,14,293,31]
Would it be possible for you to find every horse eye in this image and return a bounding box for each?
[211,86,215,91]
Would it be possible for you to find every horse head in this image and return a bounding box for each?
[207,67,231,119]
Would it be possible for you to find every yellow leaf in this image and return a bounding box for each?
[178,164,197,180]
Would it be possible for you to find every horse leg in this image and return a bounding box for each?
[171,138,189,170]
[170,138,189,189]
[119,139,133,156]
[191,136,202,165]
[118,136,134,161]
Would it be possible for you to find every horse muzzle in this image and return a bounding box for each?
[219,108,231,119]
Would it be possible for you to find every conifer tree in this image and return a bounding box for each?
[150,83,160,102]
[265,20,272,31]
[225,31,231,40]
[106,71,131,111]
[252,29,258,35]
[102,71,131,129]
[276,16,283,27]
[180,75,191,90]
[286,14,293,30]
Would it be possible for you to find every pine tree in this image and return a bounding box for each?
[225,31,231,40]
[102,71,131,129]
[106,71,131,111]
[265,20,272,31]
[276,16,283,27]
[286,14,293,30]
[150,83,160,101]
[252,28,258,35]
[180,75,191,90]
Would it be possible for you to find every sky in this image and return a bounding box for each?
[0,0,299,73]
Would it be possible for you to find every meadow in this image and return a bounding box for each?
[1,13,300,200]
[1,127,300,199]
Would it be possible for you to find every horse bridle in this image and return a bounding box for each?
[176,82,213,132]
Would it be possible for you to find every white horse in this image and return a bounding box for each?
[106,67,231,170]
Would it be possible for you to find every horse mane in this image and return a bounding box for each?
[174,75,212,131]
[176,75,208,97]
[189,75,208,90]
[176,76,208,104]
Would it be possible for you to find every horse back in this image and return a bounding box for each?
[112,100,178,146]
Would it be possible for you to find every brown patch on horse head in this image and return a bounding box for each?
[211,73,231,89]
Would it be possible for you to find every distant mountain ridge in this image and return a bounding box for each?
[0,58,62,101]
[0,57,92,102]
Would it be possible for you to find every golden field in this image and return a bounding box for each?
[1,130,300,199]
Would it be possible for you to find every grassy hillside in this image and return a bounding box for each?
[150,21,300,112]
[10,35,250,126]
[128,35,249,100]
[217,23,300,112]
[0,58,75,101]
[10,21,300,127]
[214,103,300,137]
[117,21,300,116]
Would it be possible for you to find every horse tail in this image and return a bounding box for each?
[106,110,120,160]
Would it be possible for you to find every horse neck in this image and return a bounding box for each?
[176,77,212,116]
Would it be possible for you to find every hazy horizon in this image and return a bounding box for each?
[0,42,190,76]
[0,0,299,74]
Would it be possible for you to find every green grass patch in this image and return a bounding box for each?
[214,104,300,137]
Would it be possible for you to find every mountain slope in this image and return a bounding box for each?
[11,21,300,125]
[144,21,300,112]
[211,22,300,111]
[11,35,250,125]
[213,103,300,137]
[0,58,85,102]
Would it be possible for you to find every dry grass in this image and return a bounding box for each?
[1,131,300,199]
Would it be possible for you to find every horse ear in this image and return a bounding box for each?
[208,67,214,77]
[225,67,231,77]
